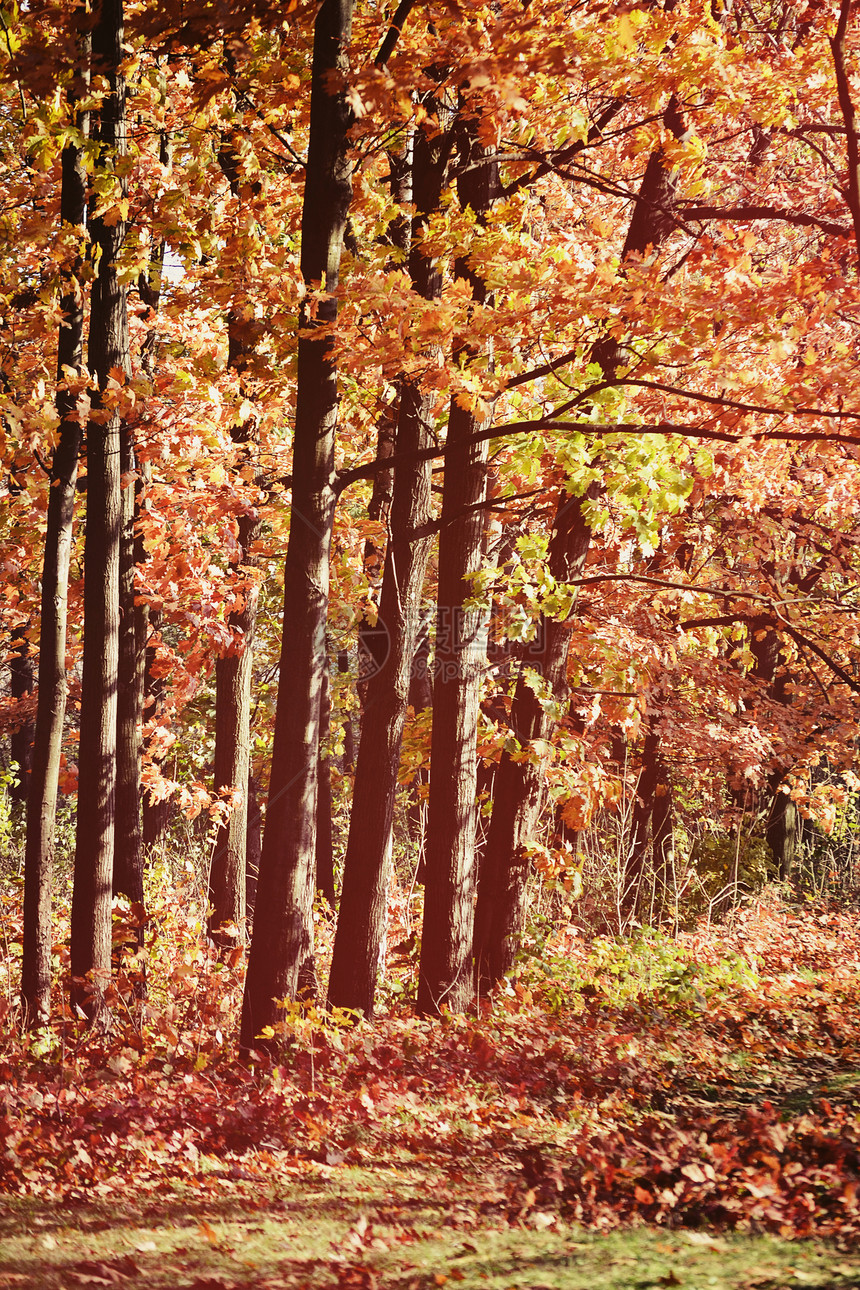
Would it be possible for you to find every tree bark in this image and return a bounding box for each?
[245,770,262,921]
[113,428,145,908]
[208,303,261,949]
[326,116,447,1018]
[71,0,128,1025]
[315,652,337,906]
[749,617,797,879]
[21,17,90,1027]
[625,721,661,915]
[326,378,435,1015]
[241,0,354,1051]
[141,610,171,848]
[418,123,499,1016]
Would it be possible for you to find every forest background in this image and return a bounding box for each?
[2,0,860,1282]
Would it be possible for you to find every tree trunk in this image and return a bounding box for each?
[326,385,436,1015]
[624,722,661,916]
[651,755,675,904]
[21,18,90,1027]
[240,0,354,1051]
[750,617,797,879]
[141,610,171,848]
[405,614,432,866]
[209,573,256,944]
[418,124,498,1016]
[245,770,262,921]
[71,0,128,1025]
[113,429,145,908]
[315,652,337,906]
[326,117,447,1018]
[208,301,261,949]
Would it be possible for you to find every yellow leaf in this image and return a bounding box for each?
[617,14,637,51]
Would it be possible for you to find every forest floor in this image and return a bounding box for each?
[1,886,860,1289]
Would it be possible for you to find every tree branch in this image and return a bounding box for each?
[499,98,625,199]
[678,203,851,238]
[555,376,860,424]
[830,0,860,268]
[375,0,417,67]
[779,621,860,693]
[335,416,860,493]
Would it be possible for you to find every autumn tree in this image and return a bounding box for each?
[21,11,90,1025]
[70,0,129,1022]
[241,0,356,1048]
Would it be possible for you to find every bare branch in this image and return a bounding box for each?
[679,203,851,238]
[375,0,417,67]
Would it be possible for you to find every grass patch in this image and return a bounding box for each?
[2,1168,860,1289]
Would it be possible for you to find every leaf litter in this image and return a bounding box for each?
[1,893,860,1287]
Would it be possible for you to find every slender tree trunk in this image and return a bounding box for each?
[418,125,498,1016]
[71,0,128,1024]
[326,384,436,1015]
[208,302,261,948]
[326,117,447,1017]
[209,565,257,944]
[749,617,797,879]
[21,19,90,1026]
[651,754,675,902]
[137,131,170,856]
[113,429,145,907]
[245,770,261,920]
[405,615,432,865]
[141,610,170,847]
[315,653,337,906]
[625,722,661,915]
[241,0,354,1050]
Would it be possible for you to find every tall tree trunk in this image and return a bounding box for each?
[240,0,354,1051]
[208,302,261,949]
[209,561,257,945]
[22,18,90,1026]
[326,118,447,1018]
[137,130,170,856]
[418,123,498,1016]
[113,116,169,908]
[113,430,145,907]
[651,753,675,903]
[70,0,128,1024]
[326,381,436,1015]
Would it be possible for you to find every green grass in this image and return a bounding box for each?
[2,1163,860,1289]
